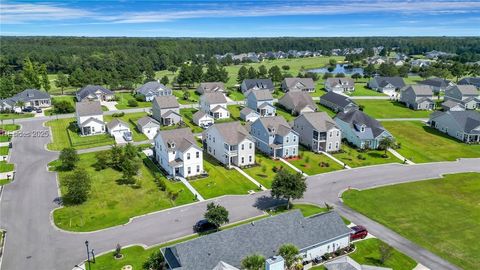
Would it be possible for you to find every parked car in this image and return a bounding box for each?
[22,106,33,112]
[35,108,42,113]
[193,219,217,233]
[350,225,368,241]
[123,131,133,142]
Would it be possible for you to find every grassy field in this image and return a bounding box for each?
[356,100,433,119]
[0,161,14,172]
[0,113,34,120]
[382,121,480,163]
[343,173,480,270]
[190,155,258,199]
[45,118,115,150]
[287,149,343,175]
[350,82,386,96]
[333,144,400,168]
[52,152,195,231]
[104,112,149,141]
[350,239,417,270]
[115,92,152,109]
[172,89,201,104]
[242,153,297,189]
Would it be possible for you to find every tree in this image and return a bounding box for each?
[64,169,91,205]
[268,65,283,83]
[59,147,79,170]
[94,151,110,170]
[183,89,190,100]
[379,137,395,157]
[379,242,393,264]
[282,65,290,71]
[363,64,376,78]
[128,99,138,107]
[55,72,69,95]
[110,144,123,170]
[271,170,306,209]
[328,58,337,66]
[237,66,248,83]
[241,254,265,270]
[451,62,466,82]
[22,57,41,89]
[39,64,50,92]
[335,73,345,78]
[278,244,299,269]
[120,156,141,185]
[113,243,122,258]
[160,75,169,85]
[143,249,167,270]
[351,73,362,81]
[167,66,178,75]
[322,72,333,80]
[258,65,268,78]
[247,66,257,79]
[204,202,229,228]
[144,64,156,82]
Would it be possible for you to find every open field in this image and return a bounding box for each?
[242,153,297,189]
[382,121,480,163]
[355,100,433,119]
[350,82,386,96]
[51,152,195,232]
[333,144,400,168]
[104,112,149,141]
[287,149,343,175]
[343,173,480,270]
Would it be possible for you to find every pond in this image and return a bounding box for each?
[308,64,364,75]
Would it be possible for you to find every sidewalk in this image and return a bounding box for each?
[278,158,308,177]
[321,151,351,169]
[232,166,267,191]
[175,176,205,201]
[388,148,414,164]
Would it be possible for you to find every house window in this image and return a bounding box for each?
[293,148,296,155]
[286,136,289,143]
[196,165,200,173]
[187,167,191,174]
[172,151,176,155]
[328,143,332,149]
[241,157,245,164]
[241,144,244,150]
[208,146,211,153]
[249,155,252,162]
[286,149,289,156]
[337,131,340,136]
[196,151,200,158]
[249,143,252,149]
[213,137,215,143]
[329,132,332,137]
[213,149,216,155]
[187,153,191,160]
[335,142,339,149]
[293,136,296,142]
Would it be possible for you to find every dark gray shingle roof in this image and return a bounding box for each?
[136,81,171,96]
[321,92,357,108]
[75,101,103,117]
[156,128,198,152]
[137,116,160,127]
[12,89,51,102]
[76,85,113,100]
[335,109,387,138]
[210,121,252,145]
[431,110,480,133]
[418,77,451,88]
[373,77,406,89]
[243,79,274,91]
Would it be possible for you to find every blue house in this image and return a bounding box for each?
[246,90,276,117]
[249,116,299,158]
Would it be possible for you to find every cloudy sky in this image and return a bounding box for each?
[1,0,480,36]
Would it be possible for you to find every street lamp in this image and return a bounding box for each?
[84,240,95,270]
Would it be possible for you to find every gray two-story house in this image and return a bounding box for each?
[444,85,480,110]
[135,81,172,101]
[246,90,276,117]
[429,110,480,143]
[368,77,406,96]
[293,112,342,153]
[152,96,181,126]
[399,85,435,110]
[249,116,299,158]
[241,79,274,94]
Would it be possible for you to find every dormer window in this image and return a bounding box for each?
[167,141,175,148]
[360,125,366,132]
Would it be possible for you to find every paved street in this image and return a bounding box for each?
[0,118,478,269]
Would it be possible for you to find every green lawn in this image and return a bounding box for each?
[0,146,9,156]
[0,179,10,186]
[0,161,14,172]
[350,239,417,270]
[47,74,78,95]
[228,105,242,120]
[382,121,480,163]
[356,100,433,119]
[0,124,20,131]
[172,90,201,104]
[0,113,34,120]
[104,112,149,141]
[350,82,385,96]
[52,152,195,231]
[333,144,401,168]
[190,155,258,199]
[343,173,480,270]
[317,103,337,117]
[271,203,328,217]
[115,92,152,109]
[179,108,207,133]
[287,149,343,175]
[275,105,295,121]
[45,118,115,150]
[242,153,297,189]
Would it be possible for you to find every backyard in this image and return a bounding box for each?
[287,149,343,175]
[51,152,195,231]
[332,144,401,168]
[356,100,433,119]
[349,81,386,97]
[343,173,480,270]
[104,112,149,141]
[172,89,201,104]
[115,92,152,109]
[242,153,297,188]
[382,121,480,163]
[179,108,209,133]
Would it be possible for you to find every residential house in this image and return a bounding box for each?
[240,79,274,93]
[319,92,359,113]
[75,101,105,136]
[136,116,160,140]
[441,100,465,112]
[196,82,226,94]
[281,78,315,92]
[239,107,260,122]
[135,81,172,101]
[334,109,394,149]
[429,111,480,143]
[368,77,406,96]
[199,92,230,120]
[293,112,342,153]
[106,119,131,137]
[0,89,51,112]
[325,256,392,270]
[193,110,214,128]
[325,78,355,94]
[366,56,387,65]
[418,77,453,93]
[399,85,436,110]
[411,59,432,68]
[76,85,114,102]
[154,128,204,178]
[250,116,299,158]
[203,122,255,167]
[162,211,352,270]
[245,90,276,117]
[152,96,181,126]
[444,85,480,110]
[278,91,317,115]
[458,77,480,89]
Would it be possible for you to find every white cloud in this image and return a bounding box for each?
[0,2,93,23]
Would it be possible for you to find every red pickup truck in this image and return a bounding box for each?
[350,225,368,241]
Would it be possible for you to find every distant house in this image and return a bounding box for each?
[162,211,352,269]
[368,77,406,96]
[239,107,259,122]
[245,90,276,117]
[75,101,105,136]
[444,85,480,110]
[240,79,274,93]
[278,92,317,115]
[366,56,387,65]
[399,85,436,110]
[135,81,172,101]
[203,122,255,167]
[293,112,342,153]
[441,100,465,112]
[192,110,214,128]
[154,128,204,178]
[325,256,392,270]
[411,59,432,68]
[458,77,480,89]
[76,85,114,102]
[281,78,315,92]
[418,77,453,93]
[151,96,181,126]
[325,78,355,94]
[199,92,230,120]
[0,89,51,112]
[196,82,226,94]
[319,92,358,113]
[136,116,160,140]
[106,118,131,137]
[334,109,394,149]
[250,116,299,158]
[429,110,480,143]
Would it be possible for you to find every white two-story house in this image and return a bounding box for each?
[246,90,276,117]
[75,101,105,136]
[199,92,230,120]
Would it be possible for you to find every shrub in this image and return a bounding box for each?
[357,154,366,160]
[134,93,146,102]
[155,174,167,191]
[53,100,74,114]
[128,99,138,107]
[63,169,91,205]
[112,112,125,117]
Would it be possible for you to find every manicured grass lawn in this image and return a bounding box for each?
[52,95,76,105]
[179,108,207,133]
[52,152,195,231]
[45,118,115,150]
[275,105,295,121]
[0,146,9,156]
[350,239,417,270]
[242,153,297,189]
[317,103,337,117]
[115,92,152,109]
[343,173,480,270]
[104,112,149,141]
[287,149,343,175]
[271,203,328,217]
[190,155,258,199]
[0,179,10,186]
[356,100,433,119]
[333,144,400,168]
[350,82,386,96]
[382,121,480,163]
[0,113,34,120]
[227,89,245,101]
[0,136,10,143]
[0,161,14,172]
[0,124,20,131]
[228,105,242,120]
[172,90,201,104]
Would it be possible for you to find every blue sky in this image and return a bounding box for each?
[1,0,480,36]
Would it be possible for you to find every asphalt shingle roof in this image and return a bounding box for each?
[430,110,480,133]
[75,101,103,117]
[258,116,294,136]
[136,81,171,96]
[403,85,433,96]
[243,79,274,91]
[76,85,113,100]
[156,128,198,152]
[11,89,50,102]
[321,92,357,108]
[210,121,252,145]
[247,89,274,101]
[373,77,406,89]
[450,85,479,96]
[283,77,315,91]
[295,112,338,132]
[335,109,388,138]
[458,77,480,87]
[418,77,451,88]
[202,92,228,104]
[137,116,160,128]
[153,96,180,109]
[197,82,226,94]
[106,118,129,130]
[278,91,316,113]
[326,78,354,88]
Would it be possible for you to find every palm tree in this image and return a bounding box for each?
[241,254,265,270]
[379,137,395,157]
[278,244,299,269]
